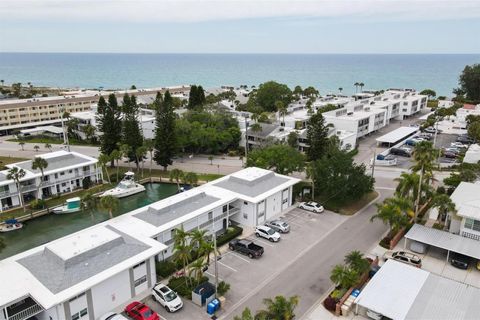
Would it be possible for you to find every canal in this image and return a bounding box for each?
[0,182,177,259]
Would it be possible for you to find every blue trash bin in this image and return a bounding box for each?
[207,302,216,315]
[212,298,220,311]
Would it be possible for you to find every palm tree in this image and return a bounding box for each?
[190,228,208,252]
[338,87,343,94]
[208,156,214,165]
[33,145,40,152]
[233,308,254,320]
[394,172,420,200]
[330,264,359,290]
[250,123,262,134]
[431,193,456,222]
[7,167,26,212]
[169,168,184,191]
[110,149,121,182]
[276,101,287,125]
[98,153,111,184]
[135,146,147,177]
[18,141,25,151]
[120,144,132,170]
[354,82,360,93]
[256,295,300,320]
[188,258,207,285]
[44,143,52,151]
[371,197,412,232]
[81,191,98,221]
[411,141,439,218]
[359,82,365,92]
[144,139,155,176]
[81,124,96,143]
[100,195,119,219]
[305,163,316,200]
[172,226,191,285]
[184,172,199,187]
[0,80,4,87]
[31,157,48,199]
[344,250,369,275]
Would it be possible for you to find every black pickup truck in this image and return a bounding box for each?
[229,239,264,259]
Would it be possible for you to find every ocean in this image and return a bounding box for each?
[0,53,479,96]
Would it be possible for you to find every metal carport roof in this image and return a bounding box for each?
[376,126,418,144]
[405,224,480,259]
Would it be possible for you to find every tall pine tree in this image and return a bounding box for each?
[154,91,176,170]
[187,85,206,109]
[96,94,122,166]
[306,111,330,161]
[121,93,143,168]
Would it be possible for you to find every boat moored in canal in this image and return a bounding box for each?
[101,171,146,198]
[0,219,23,232]
[52,197,81,214]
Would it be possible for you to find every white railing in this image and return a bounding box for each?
[8,304,43,320]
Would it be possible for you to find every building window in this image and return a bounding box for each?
[208,211,213,220]
[243,201,248,205]
[68,292,86,302]
[134,275,147,287]
[133,261,146,269]
[71,308,88,320]
[464,218,480,232]
[223,205,228,213]
[243,212,248,219]
[60,171,65,176]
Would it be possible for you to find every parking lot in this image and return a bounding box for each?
[203,207,348,318]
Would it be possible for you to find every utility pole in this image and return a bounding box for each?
[244,115,249,163]
[212,213,219,298]
[371,149,376,177]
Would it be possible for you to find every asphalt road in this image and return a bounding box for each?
[219,190,392,320]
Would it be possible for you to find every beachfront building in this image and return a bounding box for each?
[0,86,189,135]
[447,182,480,240]
[0,151,101,211]
[0,167,298,320]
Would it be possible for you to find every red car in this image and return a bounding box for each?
[124,301,159,320]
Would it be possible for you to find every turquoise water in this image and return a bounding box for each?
[0,182,177,259]
[0,53,479,96]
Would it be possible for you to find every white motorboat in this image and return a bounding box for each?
[0,219,23,232]
[101,171,145,198]
[53,197,81,214]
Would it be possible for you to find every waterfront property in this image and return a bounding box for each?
[0,86,189,135]
[0,167,299,320]
[447,182,480,240]
[0,151,102,212]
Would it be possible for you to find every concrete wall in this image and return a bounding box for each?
[91,268,131,318]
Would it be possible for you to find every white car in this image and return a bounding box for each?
[152,283,183,312]
[450,142,468,149]
[255,225,281,242]
[298,201,324,213]
[99,313,128,320]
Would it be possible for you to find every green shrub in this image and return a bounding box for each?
[227,150,238,157]
[217,281,230,296]
[156,260,177,279]
[330,288,347,300]
[379,236,391,249]
[30,199,46,210]
[167,276,209,298]
[217,225,243,247]
[433,223,445,230]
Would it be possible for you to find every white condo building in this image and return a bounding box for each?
[0,151,102,212]
[0,167,299,320]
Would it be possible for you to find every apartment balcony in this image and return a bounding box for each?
[5,297,44,320]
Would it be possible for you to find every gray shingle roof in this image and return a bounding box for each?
[15,154,90,174]
[248,123,278,138]
[214,172,289,198]
[134,192,220,227]
[17,226,150,294]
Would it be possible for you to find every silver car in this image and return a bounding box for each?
[265,220,290,233]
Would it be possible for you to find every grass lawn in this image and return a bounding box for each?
[8,136,99,147]
[0,156,29,170]
[332,191,379,215]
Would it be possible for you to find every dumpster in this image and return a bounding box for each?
[207,302,216,315]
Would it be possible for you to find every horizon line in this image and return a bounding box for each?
[1,51,479,55]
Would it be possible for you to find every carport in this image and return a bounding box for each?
[404,224,480,261]
[376,126,418,147]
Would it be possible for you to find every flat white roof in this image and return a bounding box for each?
[464,144,480,164]
[355,260,429,320]
[355,259,480,320]
[376,126,418,144]
[20,125,64,135]
[450,182,480,220]
[48,226,121,261]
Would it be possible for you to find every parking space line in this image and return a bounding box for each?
[283,217,303,227]
[247,237,274,247]
[205,271,224,282]
[218,261,237,272]
[287,212,314,222]
[226,252,251,263]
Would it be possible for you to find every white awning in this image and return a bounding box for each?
[405,224,480,259]
[376,126,418,144]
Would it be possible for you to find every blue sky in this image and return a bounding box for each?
[1,0,480,53]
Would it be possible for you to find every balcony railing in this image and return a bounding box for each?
[8,304,43,320]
